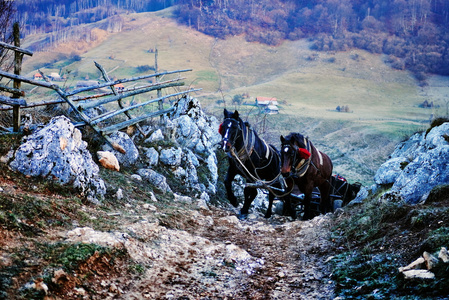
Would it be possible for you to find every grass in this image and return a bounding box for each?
[329,184,449,299]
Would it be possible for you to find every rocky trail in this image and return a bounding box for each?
[63,203,336,299]
[0,173,336,299]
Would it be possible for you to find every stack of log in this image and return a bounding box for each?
[399,247,449,279]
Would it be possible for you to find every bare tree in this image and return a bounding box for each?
[0,0,16,70]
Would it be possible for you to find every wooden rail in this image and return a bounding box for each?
[1,36,198,150]
[1,24,199,150]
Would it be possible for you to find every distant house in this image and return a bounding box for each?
[264,105,280,114]
[255,96,278,107]
[49,72,61,81]
[255,96,279,114]
[114,83,125,92]
[33,73,43,80]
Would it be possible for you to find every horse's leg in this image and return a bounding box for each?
[264,193,275,219]
[319,181,332,214]
[302,192,313,220]
[286,195,297,220]
[224,164,238,207]
[299,182,314,220]
[239,186,257,219]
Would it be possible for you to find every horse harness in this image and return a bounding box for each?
[286,136,324,178]
[223,118,280,186]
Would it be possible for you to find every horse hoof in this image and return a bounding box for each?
[238,213,248,220]
[230,198,239,208]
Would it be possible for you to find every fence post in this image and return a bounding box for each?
[12,22,23,132]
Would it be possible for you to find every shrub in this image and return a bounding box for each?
[136,65,155,73]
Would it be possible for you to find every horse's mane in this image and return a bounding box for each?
[285,132,307,148]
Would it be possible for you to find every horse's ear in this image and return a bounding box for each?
[224,108,229,117]
[233,110,239,119]
[280,135,285,143]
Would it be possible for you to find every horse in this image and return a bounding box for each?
[220,109,294,219]
[280,133,333,220]
[330,174,362,206]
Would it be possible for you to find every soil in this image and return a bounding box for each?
[0,172,337,299]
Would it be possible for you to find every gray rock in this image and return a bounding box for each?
[374,122,449,204]
[144,147,159,166]
[392,145,449,204]
[9,116,106,200]
[374,157,408,185]
[103,131,139,168]
[347,186,369,206]
[144,129,164,143]
[160,147,183,166]
[137,168,172,194]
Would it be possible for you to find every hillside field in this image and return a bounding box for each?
[20,8,448,185]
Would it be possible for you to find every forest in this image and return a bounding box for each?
[11,0,449,78]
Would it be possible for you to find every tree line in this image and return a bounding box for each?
[15,0,174,35]
[173,0,449,79]
[8,0,449,78]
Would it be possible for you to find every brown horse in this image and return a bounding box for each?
[280,133,333,220]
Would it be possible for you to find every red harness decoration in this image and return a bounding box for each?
[218,123,224,135]
[298,148,311,160]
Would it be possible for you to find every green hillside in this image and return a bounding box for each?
[21,9,448,185]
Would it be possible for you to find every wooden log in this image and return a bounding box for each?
[66,68,192,96]
[94,61,145,137]
[100,107,175,135]
[89,88,201,125]
[0,70,57,90]
[12,23,23,132]
[0,40,33,56]
[70,77,185,102]
[0,95,26,106]
[0,78,186,111]
[0,84,24,96]
[79,81,186,110]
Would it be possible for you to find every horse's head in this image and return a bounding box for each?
[219,109,243,152]
[280,133,310,177]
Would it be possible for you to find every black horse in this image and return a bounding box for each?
[280,133,333,220]
[220,109,293,219]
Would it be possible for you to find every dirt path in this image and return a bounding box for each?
[90,205,337,299]
[0,175,336,299]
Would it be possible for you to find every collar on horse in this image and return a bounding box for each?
[293,136,312,178]
[235,121,255,162]
[292,136,324,178]
[226,119,279,185]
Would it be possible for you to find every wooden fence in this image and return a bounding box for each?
[0,24,200,151]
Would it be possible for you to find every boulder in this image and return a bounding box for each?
[391,145,449,204]
[160,147,183,166]
[9,116,106,200]
[170,96,221,157]
[137,168,172,194]
[374,157,407,185]
[97,151,120,171]
[143,147,159,167]
[136,96,221,196]
[103,131,139,168]
[144,129,164,143]
[375,122,449,204]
